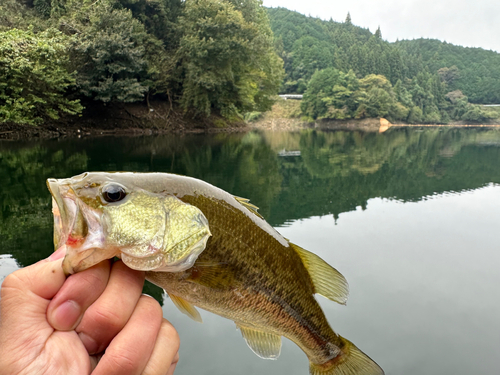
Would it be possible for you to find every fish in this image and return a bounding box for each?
[47,172,384,375]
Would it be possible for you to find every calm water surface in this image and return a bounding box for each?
[1,128,500,374]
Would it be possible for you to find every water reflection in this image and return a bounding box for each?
[1,128,500,374]
[2,128,500,264]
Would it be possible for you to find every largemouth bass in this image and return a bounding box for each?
[47,172,384,375]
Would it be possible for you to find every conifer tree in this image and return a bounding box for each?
[345,12,352,25]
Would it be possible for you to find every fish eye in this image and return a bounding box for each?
[102,184,127,203]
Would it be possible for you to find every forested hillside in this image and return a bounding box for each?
[0,0,282,125]
[267,7,500,124]
[268,7,500,104]
[396,39,500,103]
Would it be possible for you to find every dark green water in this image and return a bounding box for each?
[1,128,500,374]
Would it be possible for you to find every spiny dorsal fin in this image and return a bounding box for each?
[237,325,282,360]
[169,293,203,323]
[234,196,263,219]
[290,243,349,305]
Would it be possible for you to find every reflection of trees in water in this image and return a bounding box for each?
[179,132,283,219]
[0,144,89,265]
[299,131,392,178]
[266,128,500,225]
[3,128,500,265]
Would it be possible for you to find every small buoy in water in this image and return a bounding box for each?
[379,118,392,133]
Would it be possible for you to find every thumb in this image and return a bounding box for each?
[0,248,67,327]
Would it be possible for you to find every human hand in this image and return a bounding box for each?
[0,246,180,375]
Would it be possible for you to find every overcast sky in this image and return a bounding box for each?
[263,0,500,52]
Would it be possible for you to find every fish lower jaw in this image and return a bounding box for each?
[121,252,166,271]
[62,243,120,275]
[120,250,200,272]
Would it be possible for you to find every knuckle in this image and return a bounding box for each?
[71,268,106,291]
[1,272,24,292]
[92,306,124,332]
[107,349,138,374]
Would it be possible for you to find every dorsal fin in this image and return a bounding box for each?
[290,243,349,305]
[234,196,263,219]
[168,293,203,323]
[237,324,282,360]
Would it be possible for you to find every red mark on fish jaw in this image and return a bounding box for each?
[66,236,83,246]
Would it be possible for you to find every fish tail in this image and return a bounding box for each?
[309,336,384,375]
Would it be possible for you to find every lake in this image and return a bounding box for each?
[1,127,500,374]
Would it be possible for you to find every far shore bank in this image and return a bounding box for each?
[2,100,500,141]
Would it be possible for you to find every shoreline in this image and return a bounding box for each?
[3,120,500,141]
[2,102,500,140]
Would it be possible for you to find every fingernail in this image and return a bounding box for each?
[50,300,81,331]
[79,332,100,355]
[48,246,66,261]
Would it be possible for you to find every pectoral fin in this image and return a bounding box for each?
[187,263,236,290]
[291,243,349,305]
[169,293,203,323]
[237,325,282,360]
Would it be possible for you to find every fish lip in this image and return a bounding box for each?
[62,248,94,275]
[47,179,76,250]
[48,177,106,274]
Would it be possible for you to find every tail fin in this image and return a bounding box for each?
[309,336,384,375]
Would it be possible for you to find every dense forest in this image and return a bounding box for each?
[267,7,500,124]
[1,1,500,126]
[0,0,282,125]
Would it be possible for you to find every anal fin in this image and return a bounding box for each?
[237,325,281,360]
[169,293,203,323]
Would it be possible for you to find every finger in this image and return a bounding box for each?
[76,261,145,355]
[1,246,66,300]
[142,318,180,375]
[0,257,65,342]
[92,295,163,375]
[47,260,111,331]
[166,354,179,375]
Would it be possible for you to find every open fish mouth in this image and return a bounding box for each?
[48,179,78,250]
[47,178,114,274]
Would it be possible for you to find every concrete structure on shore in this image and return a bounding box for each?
[279,95,303,100]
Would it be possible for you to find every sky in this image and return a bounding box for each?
[262,0,500,52]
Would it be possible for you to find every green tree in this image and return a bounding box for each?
[301,68,352,119]
[68,2,151,103]
[461,105,496,123]
[0,0,41,31]
[437,65,460,86]
[356,74,396,118]
[176,0,283,118]
[344,12,352,25]
[0,28,82,125]
[407,106,423,123]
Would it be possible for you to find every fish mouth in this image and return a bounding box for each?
[47,177,116,275]
[47,178,77,250]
